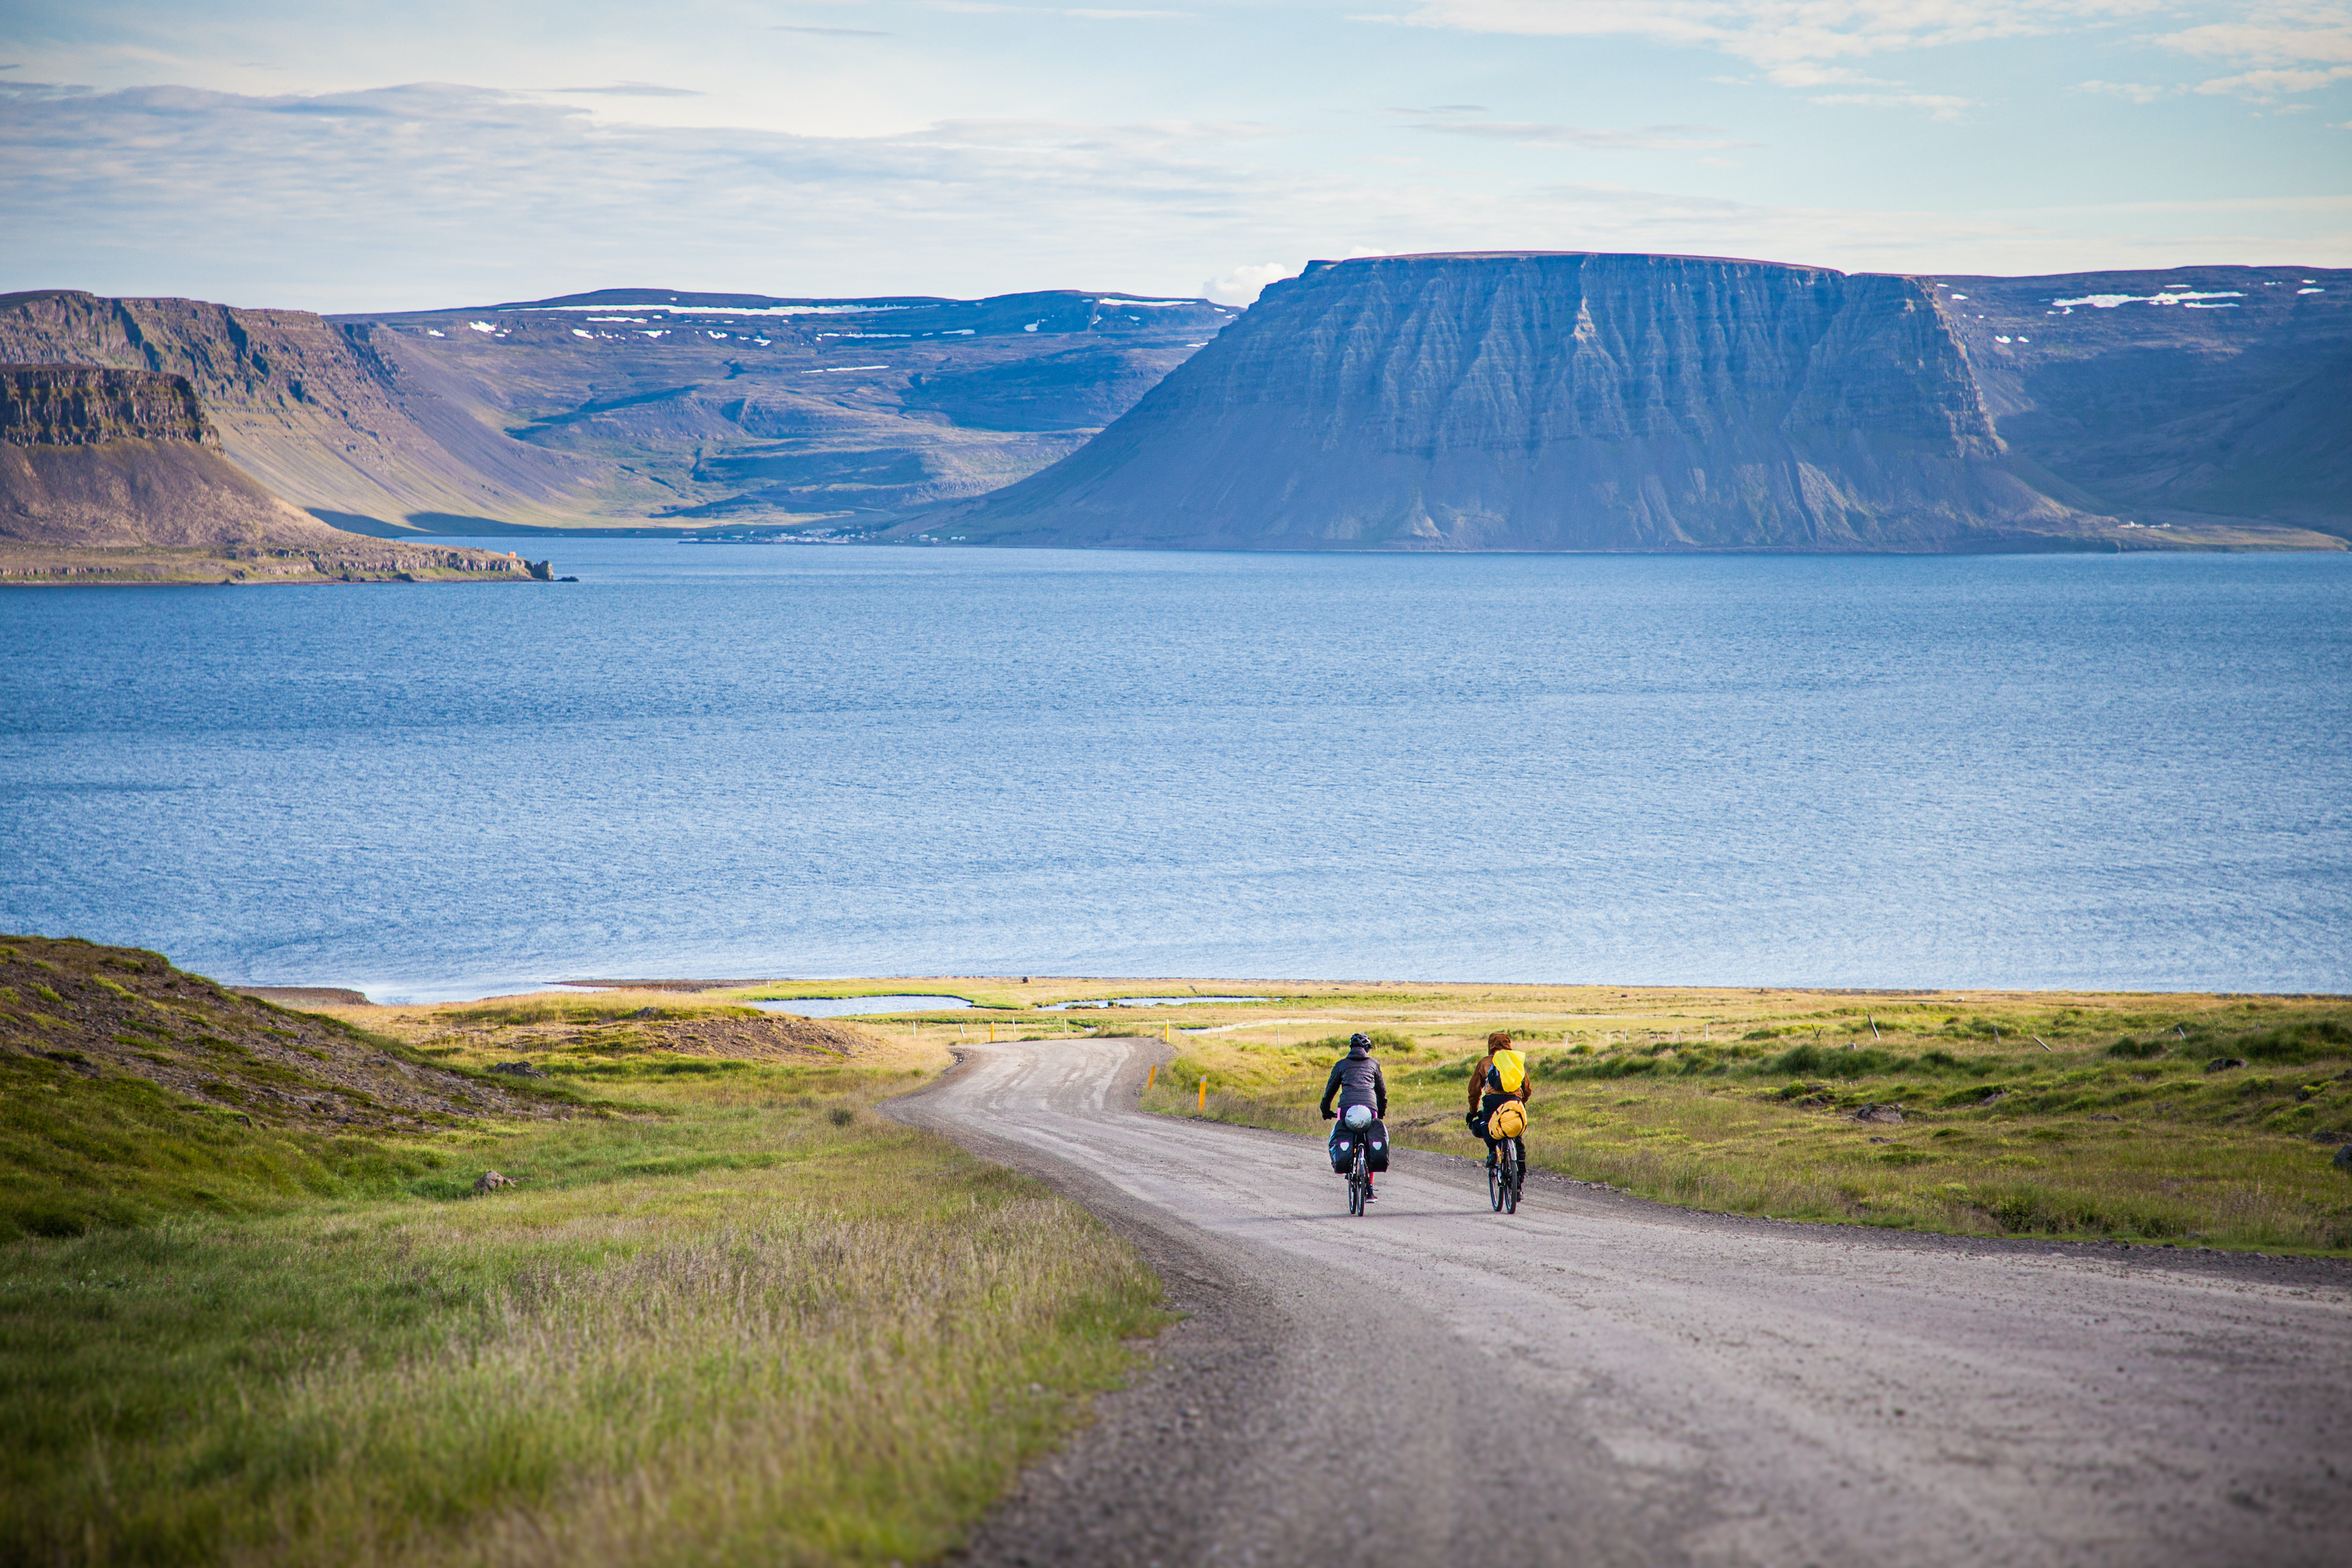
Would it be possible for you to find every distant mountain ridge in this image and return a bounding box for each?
[917,253,2350,553]
[4,261,2342,553]
[0,285,1231,534]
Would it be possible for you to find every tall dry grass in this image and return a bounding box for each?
[5,1092,1162,1567]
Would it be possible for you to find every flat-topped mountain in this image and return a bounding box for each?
[919,254,2347,552]
[0,362,555,584]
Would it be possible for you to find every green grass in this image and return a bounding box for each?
[3,1006,1165,1567]
[1145,1010,2352,1253]
[0,1050,462,1237]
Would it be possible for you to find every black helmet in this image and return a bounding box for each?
[1350,1032,1372,1050]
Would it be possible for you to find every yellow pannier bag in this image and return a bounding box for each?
[1489,1100,1526,1140]
[1489,1048,1527,1095]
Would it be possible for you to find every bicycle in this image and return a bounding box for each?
[1346,1138,1372,1215]
[1488,1136,1523,1214]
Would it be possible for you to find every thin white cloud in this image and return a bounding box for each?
[1414,118,1758,147]
[551,81,705,96]
[925,3,1196,14]
[2076,78,2173,101]
[2192,63,2352,93]
[1352,1,2164,76]
[1203,261,1297,302]
[1805,91,1974,118]
[771,24,896,35]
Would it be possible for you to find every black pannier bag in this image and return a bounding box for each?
[1330,1118,1391,1172]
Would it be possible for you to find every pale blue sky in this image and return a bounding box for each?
[2,0,2346,309]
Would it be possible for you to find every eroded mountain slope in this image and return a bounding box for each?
[344,288,1231,528]
[1930,266,2352,535]
[0,287,1231,533]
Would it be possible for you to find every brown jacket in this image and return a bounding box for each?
[1469,1051,1527,1110]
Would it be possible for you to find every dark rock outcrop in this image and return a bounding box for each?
[929,252,2107,551]
[1,364,214,446]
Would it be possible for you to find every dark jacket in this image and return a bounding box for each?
[1319,1044,1387,1119]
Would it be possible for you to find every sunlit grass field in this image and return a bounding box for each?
[1,979,1164,1567]
[1119,991,2352,1253]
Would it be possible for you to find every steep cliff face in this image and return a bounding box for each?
[935,252,2107,551]
[0,364,214,446]
[0,362,358,548]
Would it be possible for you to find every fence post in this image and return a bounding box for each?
[1198,1076,1207,1114]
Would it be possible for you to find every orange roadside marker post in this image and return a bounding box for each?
[1147,1063,1157,1087]
[1198,1076,1207,1114]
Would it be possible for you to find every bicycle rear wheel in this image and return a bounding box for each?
[1348,1149,1367,1215]
[1502,1146,1520,1213]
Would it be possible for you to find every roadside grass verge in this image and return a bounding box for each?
[3,964,1167,1567]
[1141,1005,2352,1254]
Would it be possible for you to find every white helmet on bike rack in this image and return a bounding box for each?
[1343,1103,1375,1129]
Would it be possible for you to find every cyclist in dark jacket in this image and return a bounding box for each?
[1319,1033,1389,1197]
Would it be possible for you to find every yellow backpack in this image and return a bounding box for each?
[1488,1100,1527,1139]
[1488,1049,1526,1096]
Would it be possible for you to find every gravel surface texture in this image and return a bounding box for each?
[888,1036,2352,1568]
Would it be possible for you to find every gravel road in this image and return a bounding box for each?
[889,1037,2352,1568]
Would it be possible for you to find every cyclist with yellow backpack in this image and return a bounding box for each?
[1468,1030,1530,1207]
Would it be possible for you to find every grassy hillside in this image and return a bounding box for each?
[0,938,1165,1567]
[1128,988,2352,1253]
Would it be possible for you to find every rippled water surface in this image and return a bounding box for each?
[3,542,2346,999]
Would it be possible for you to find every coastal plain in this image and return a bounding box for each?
[6,938,2350,1566]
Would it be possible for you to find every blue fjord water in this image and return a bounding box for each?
[2,542,2346,1001]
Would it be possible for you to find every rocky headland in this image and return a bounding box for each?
[912,253,2349,553]
[0,363,553,584]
